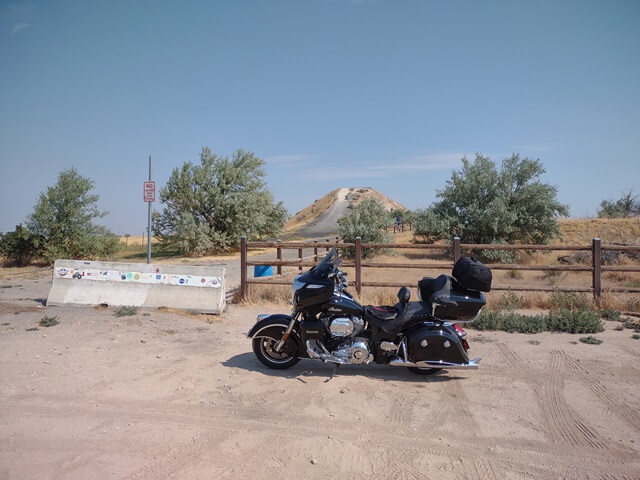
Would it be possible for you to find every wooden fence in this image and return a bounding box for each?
[240,236,640,306]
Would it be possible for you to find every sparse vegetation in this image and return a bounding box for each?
[579,336,603,345]
[39,315,60,327]
[25,327,39,332]
[601,309,621,321]
[506,269,523,280]
[598,189,640,219]
[114,306,139,317]
[493,290,523,311]
[632,334,640,340]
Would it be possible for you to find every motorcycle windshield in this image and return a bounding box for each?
[313,247,341,277]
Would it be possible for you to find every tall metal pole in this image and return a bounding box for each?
[147,155,152,264]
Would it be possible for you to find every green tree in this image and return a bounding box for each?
[597,190,639,218]
[415,154,569,258]
[27,168,119,263]
[338,198,393,257]
[0,225,42,266]
[153,148,288,255]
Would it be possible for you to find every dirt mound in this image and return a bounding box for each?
[286,188,406,237]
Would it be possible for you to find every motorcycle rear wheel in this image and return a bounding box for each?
[407,367,442,375]
[252,337,300,370]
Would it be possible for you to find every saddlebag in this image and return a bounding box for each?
[406,325,469,364]
[452,257,492,292]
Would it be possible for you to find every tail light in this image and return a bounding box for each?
[453,323,470,351]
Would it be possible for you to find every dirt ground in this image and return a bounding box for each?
[1,275,639,480]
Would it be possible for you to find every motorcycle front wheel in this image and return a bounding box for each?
[252,336,300,370]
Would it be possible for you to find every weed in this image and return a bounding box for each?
[632,334,640,340]
[39,315,59,327]
[627,297,640,312]
[142,313,151,317]
[614,324,624,331]
[622,321,640,331]
[506,270,523,280]
[528,340,541,345]
[550,290,592,311]
[626,279,640,288]
[543,270,567,286]
[187,310,200,316]
[579,336,603,345]
[600,309,621,321]
[493,290,523,311]
[25,327,39,331]
[114,306,138,317]
[1,322,10,326]
[569,341,578,345]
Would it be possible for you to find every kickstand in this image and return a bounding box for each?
[324,363,340,383]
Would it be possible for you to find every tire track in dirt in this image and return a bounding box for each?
[561,350,640,431]
[497,343,608,450]
[7,397,637,480]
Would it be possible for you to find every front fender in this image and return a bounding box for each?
[247,314,304,357]
[247,314,294,338]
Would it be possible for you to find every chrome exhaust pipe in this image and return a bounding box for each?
[389,357,482,370]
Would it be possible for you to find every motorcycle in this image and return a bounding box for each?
[247,248,491,375]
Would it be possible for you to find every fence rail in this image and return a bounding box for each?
[240,236,640,305]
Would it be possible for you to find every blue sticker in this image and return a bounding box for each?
[156,274,162,280]
[126,272,133,279]
[179,278,185,284]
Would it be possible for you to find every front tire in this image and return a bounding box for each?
[252,336,300,370]
[407,367,442,376]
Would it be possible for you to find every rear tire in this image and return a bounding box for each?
[252,336,300,370]
[407,367,442,376]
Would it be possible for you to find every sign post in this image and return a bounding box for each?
[144,156,154,264]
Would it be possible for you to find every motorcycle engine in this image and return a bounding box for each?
[324,316,365,338]
[319,316,370,364]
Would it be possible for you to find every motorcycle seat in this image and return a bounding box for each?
[418,274,451,302]
[364,305,398,321]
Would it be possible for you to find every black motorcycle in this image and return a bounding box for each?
[247,248,491,375]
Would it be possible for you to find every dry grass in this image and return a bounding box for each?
[239,218,640,312]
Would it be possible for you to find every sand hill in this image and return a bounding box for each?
[286,187,406,238]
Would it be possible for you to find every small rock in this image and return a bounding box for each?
[340,389,347,394]
[310,459,318,465]
[156,355,162,359]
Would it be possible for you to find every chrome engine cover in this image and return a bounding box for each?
[332,338,371,365]
[329,317,353,337]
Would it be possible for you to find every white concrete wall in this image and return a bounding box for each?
[47,260,225,313]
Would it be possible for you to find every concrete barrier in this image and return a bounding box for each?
[47,260,225,313]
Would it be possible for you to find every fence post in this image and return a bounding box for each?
[276,239,282,275]
[453,237,461,263]
[298,247,303,272]
[240,236,247,299]
[355,237,362,296]
[592,238,601,307]
[314,240,318,262]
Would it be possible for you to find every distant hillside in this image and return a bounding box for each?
[558,217,640,245]
[286,187,406,237]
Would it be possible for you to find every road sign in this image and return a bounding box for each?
[144,181,155,202]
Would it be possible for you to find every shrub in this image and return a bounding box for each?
[601,309,621,321]
[0,225,42,266]
[114,306,138,317]
[338,198,393,258]
[506,269,523,280]
[579,336,603,345]
[548,309,603,334]
[470,307,603,334]
[414,154,569,257]
[493,290,523,311]
[39,315,59,327]
[550,290,592,311]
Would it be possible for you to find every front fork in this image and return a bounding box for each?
[274,310,298,352]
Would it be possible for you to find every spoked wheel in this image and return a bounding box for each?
[252,336,300,370]
[407,367,442,376]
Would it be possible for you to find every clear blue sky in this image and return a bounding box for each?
[1,0,639,235]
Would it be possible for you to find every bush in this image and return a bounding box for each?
[114,306,139,317]
[39,315,59,327]
[0,225,42,266]
[601,309,621,321]
[414,154,569,257]
[579,336,603,345]
[338,198,393,258]
[493,290,523,311]
[27,168,119,264]
[550,290,592,311]
[470,308,603,334]
[153,148,287,255]
[598,190,640,218]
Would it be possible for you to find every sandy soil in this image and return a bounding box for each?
[1,276,639,480]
